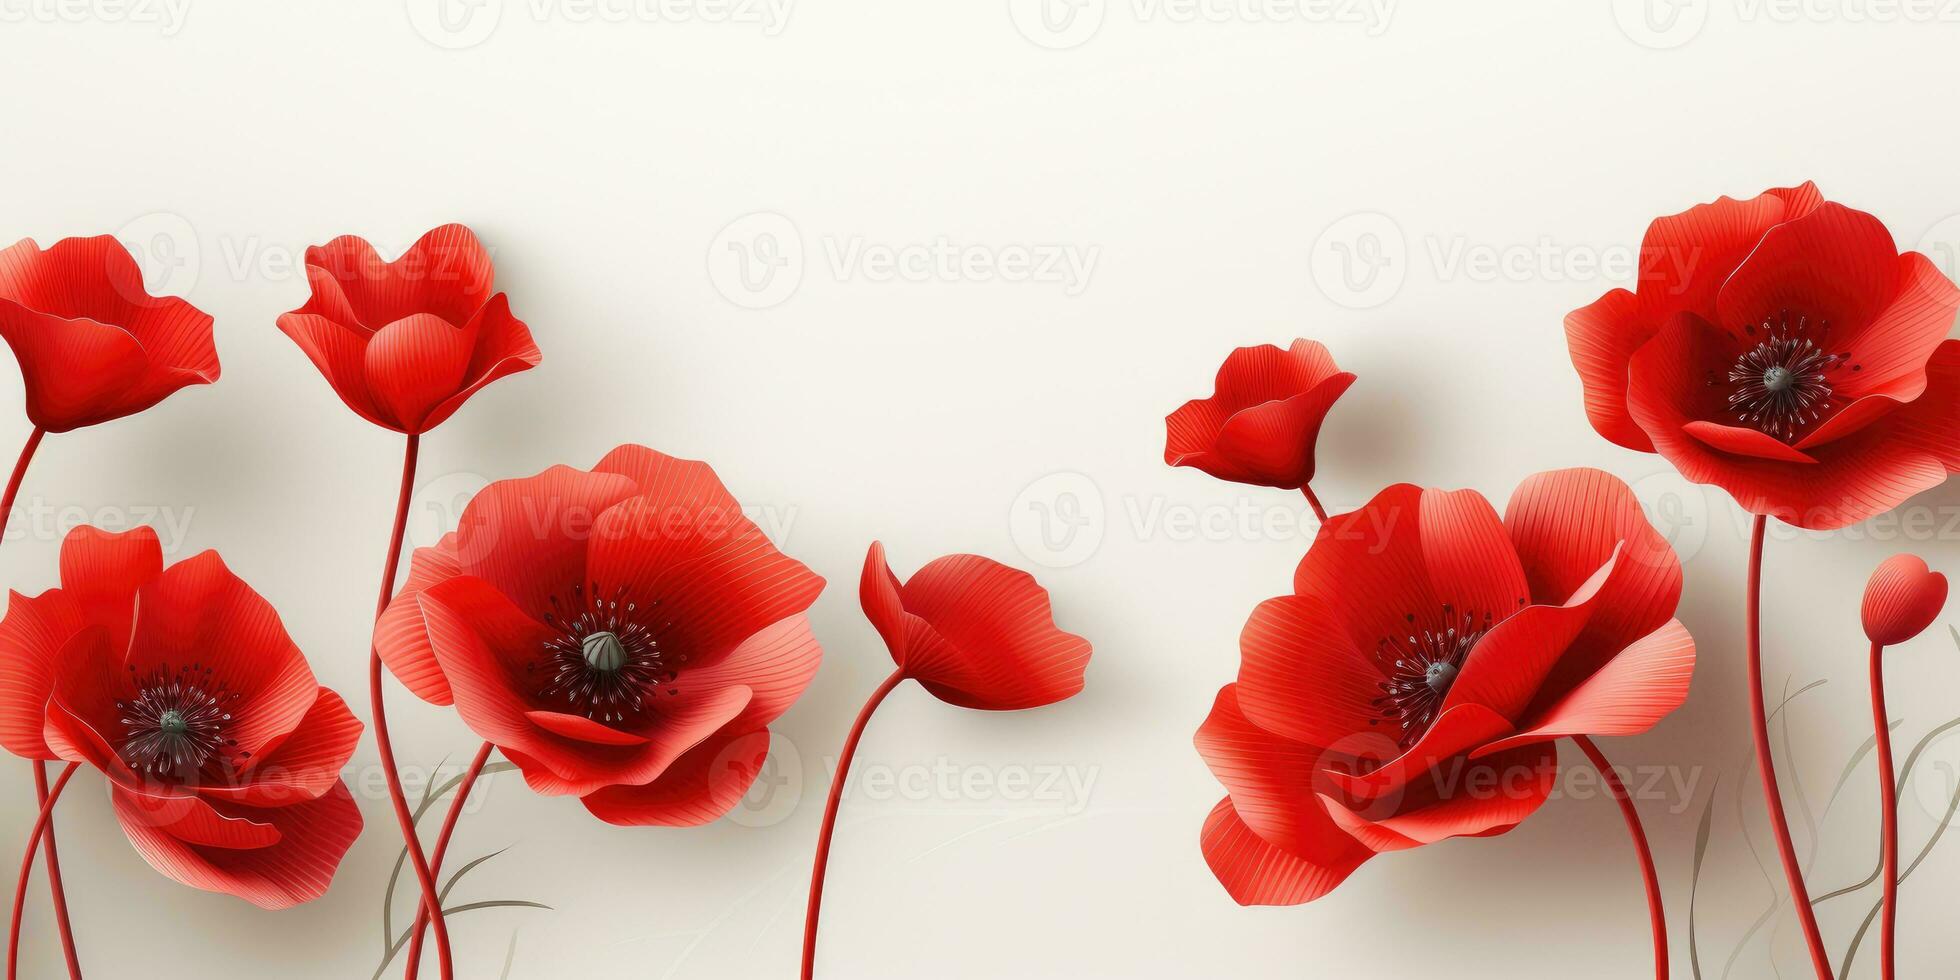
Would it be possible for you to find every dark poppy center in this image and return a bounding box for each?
[1370,604,1495,749]
[117,663,240,776]
[532,583,681,724]
[1725,311,1849,441]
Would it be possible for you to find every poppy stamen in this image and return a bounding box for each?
[532,584,679,724]
[1727,311,1845,441]
[1370,603,1495,748]
[117,662,236,776]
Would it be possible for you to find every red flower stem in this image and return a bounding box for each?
[1743,515,1831,979]
[402,742,494,980]
[801,667,906,980]
[1301,484,1327,523]
[1573,736,1667,979]
[1,427,79,980]
[1867,640,1898,980]
[6,761,77,980]
[365,433,453,980]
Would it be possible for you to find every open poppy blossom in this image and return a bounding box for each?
[0,526,363,909]
[859,542,1091,709]
[276,224,540,434]
[1196,470,1694,904]
[1165,339,1356,491]
[0,236,220,432]
[1567,183,1960,529]
[373,444,824,826]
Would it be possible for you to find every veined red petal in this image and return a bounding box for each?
[860,543,1089,710]
[1199,797,1370,906]
[1862,554,1947,646]
[580,729,772,827]
[112,780,363,909]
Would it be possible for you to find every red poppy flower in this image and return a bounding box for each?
[1165,339,1355,490]
[1196,470,1695,904]
[0,526,364,909]
[373,445,824,825]
[1567,183,1960,529]
[276,224,540,434]
[0,236,219,432]
[1862,554,1947,647]
[859,542,1091,709]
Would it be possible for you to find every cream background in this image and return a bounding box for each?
[4,0,1960,975]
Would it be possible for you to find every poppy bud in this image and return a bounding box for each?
[1862,554,1947,647]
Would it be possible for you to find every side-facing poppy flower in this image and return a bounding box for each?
[1165,339,1355,516]
[1566,182,1960,530]
[372,444,825,825]
[1196,470,1693,914]
[276,224,540,435]
[0,236,219,432]
[800,543,1091,979]
[0,526,364,910]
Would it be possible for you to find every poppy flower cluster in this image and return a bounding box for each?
[1567,184,1960,979]
[1167,336,1694,976]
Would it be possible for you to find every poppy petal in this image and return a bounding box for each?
[210,688,364,807]
[579,729,772,827]
[363,313,476,434]
[452,464,640,620]
[58,524,162,647]
[1293,483,1440,654]
[373,533,466,705]
[275,312,390,427]
[420,294,541,432]
[1475,619,1696,755]
[0,589,86,759]
[1503,467,1682,695]
[1321,741,1557,849]
[126,552,317,759]
[1194,685,1375,866]
[1199,797,1370,906]
[1234,593,1383,750]
[112,780,363,910]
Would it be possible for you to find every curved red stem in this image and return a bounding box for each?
[1301,484,1328,524]
[1,428,79,980]
[1868,641,1898,980]
[366,434,453,980]
[403,742,494,980]
[7,762,77,980]
[1574,736,1667,979]
[1743,515,1831,978]
[801,668,905,980]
